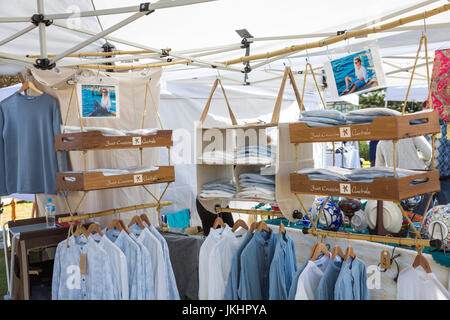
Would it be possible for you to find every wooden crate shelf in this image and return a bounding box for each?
[290,170,440,201]
[289,111,440,143]
[54,130,173,151]
[56,166,175,191]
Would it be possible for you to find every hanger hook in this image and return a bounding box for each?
[216,68,221,80]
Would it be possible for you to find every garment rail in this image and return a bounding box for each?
[214,206,284,217]
[301,227,442,249]
[58,201,172,223]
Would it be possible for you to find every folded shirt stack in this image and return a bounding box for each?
[199,179,236,199]
[297,166,426,183]
[297,110,347,127]
[63,166,159,182]
[345,108,401,124]
[235,145,275,164]
[62,125,158,136]
[236,173,275,200]
[297,167,352,181]
[201,150,235,164]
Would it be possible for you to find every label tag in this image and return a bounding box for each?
[339,183,351,194]
[134,174,143,184]
[340,127,351,138]
[80,254,87,275]
[132,137,142,146]
[380,249,391,269]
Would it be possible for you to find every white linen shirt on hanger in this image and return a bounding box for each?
[295,255,330,300]
[90,233,129,300]
[148,224,180,300]
[130,224,168,300]
[52,235,115,300]
[104,228,145,300]
[397,266,449,300]
[198,225,232,300]
[207,228,247,300]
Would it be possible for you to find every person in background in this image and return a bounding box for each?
[424,99,450,205]
[342,57,368,94]
[376,134,433,215]
[369,140,379,167]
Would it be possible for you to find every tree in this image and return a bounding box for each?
[359,89,424,113]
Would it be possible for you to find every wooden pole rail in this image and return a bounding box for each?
[74,59,191,70]
[301,227,441,248]
[221,3,450,66]
[26,49,172,59]
[58,201,172,223]
[215,207,284,217]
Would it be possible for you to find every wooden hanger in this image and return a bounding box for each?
[17,80,43,95]
[118,219,131,234]
[140,213,152,227]
[344,246,356,262]
[231,219,248,233]
[279,222,286,235]
[212,216,226,230]
[128,215,146,229]
[331,245,345,260]
[74,224,89,238]
[249,221,259,233]
[310,241,330,261]
[257,221,271,233]
[413,253,432,273]
[107,219,130,234]
[87,223,104,237]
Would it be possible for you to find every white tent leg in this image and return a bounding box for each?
[53,22,245,72]
[37,0,47,58]
[0,25,37,47]
[50,11,148,63]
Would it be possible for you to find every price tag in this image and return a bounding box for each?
[380,249,391,269]
[80,254,87,275]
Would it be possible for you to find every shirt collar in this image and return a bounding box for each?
[252,230,274,246]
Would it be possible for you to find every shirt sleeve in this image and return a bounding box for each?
[413,136,432,163]
[52,99,68,172]
[375,142,386,167]
[0,107,7,195]
[51,243,62,300]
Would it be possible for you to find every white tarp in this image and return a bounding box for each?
[385,85,429,102]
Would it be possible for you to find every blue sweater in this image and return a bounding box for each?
[0,92,66,195]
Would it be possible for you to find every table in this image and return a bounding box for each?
[2,216,70,300]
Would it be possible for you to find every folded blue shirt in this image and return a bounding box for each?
[301,109,346,122]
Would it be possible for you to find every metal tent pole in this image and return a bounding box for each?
[0,25,37,47]
[37,0,47,59]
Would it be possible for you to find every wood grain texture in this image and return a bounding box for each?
[290,170,440,201]
[56,166,175,191]
[54,130,173,151]
[289,111,440,143]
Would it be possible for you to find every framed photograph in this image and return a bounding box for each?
[77,83,119,118]
[325,44,386,99]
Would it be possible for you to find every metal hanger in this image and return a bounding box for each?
[331,232,345,260]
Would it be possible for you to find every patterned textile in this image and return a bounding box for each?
[435,122,450,178]
[427,49,449,121]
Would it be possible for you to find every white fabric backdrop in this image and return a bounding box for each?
[158,81,322,226]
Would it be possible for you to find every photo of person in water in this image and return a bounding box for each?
[79,84,119,118]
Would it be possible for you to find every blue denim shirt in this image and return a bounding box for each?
[224,232,252,300]
[269,233,298,300]
[334,257,371,300]
[105,228,145,300]
[148,225,180,300]
[317,257,343,300]
[128,232,156,300]
[52,235,114,300]
[288,260,309,300]
[239,230,277,300]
